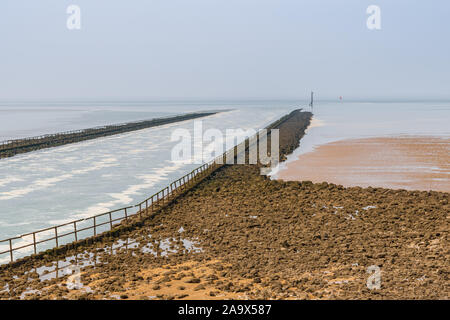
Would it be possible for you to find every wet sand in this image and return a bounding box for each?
[277,136,450,192]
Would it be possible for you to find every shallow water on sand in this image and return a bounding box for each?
[277,136,450,192]
[272,101,450,191]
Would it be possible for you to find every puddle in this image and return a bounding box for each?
[0,283,9,294]
[27,251,102,282]
[329,279,350,285]
[10,232,203,299]
[141,237,202,257]
[343,206,377,220]
[19,288,40,300]
[417,276,426,282]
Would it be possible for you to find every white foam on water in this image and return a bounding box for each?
[0,176,24,188]
[0,158,118,201]
[0,102,297,247]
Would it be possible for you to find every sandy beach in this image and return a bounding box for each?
[277,136,450,192]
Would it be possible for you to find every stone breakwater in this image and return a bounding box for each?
[0,111,220,159]
[1,110,448,300]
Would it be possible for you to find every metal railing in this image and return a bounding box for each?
[0,160,221,264]
[0,110,286,265]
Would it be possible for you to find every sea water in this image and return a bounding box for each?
[2,100,448,263]
[271,100,450,177]
[0,100,300,262]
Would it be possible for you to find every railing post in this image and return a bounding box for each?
[55,227,58,248]
[124,207,128,220]
[151,196,154,212]
[9,239,13,262]
[74,222,78,242]
[93,217,97,236]
[109,212,113,230]
[33,232,37,255]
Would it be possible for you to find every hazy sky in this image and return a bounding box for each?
[1,0,449,101]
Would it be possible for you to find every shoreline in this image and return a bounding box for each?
[0,109,308,266]
[276,135,450,192]
[0,110,448,300]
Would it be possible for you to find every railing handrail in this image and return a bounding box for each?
[0,115,278,264]
[1,205,137,242]
[0,157,222,263]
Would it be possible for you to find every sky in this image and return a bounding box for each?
[0,0,449,101]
